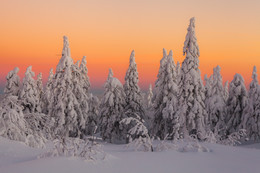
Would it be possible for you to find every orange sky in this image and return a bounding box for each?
[0,0,260,93]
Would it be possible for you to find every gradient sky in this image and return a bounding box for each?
[0,0,260,93]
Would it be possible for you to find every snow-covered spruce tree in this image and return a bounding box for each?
[204,74,212,124]
[223,81,229,103]
[36,73,44,102]
[48,36,85,138]
[4,67,20,97]
[19,67,49,141]
[19,66,41,113]
[0,96,27,142]
[204,74,213,100]
[226,73,248,135]
[75,60,80,68]
[176,61,181,84]
[163,100,180,140]
[145,84,154,133]
[78,56,92,135]
[1,67,46,147]
[99,69,127,143]
[0,96,45,148]
[147,84,153,109]
[153,48,168,105]
[42,68,54,114]
[151,48,167,135]
[207,66,227,136]
[153,50,179,140]
[79,56,91,94]
[26,74,51,140]
[124,50,145,120]
[85,93,100,136]
[240,66,260,140]
[177,17,207,140]
[71,58,88,137]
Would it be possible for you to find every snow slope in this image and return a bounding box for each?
[0,137,260,173]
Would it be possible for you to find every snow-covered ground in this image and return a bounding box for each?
[0,137,260,173]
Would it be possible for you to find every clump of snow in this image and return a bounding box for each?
[220,129,247,146]
[120,114,153,152]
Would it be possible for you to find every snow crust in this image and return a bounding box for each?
[1,137,260,173]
